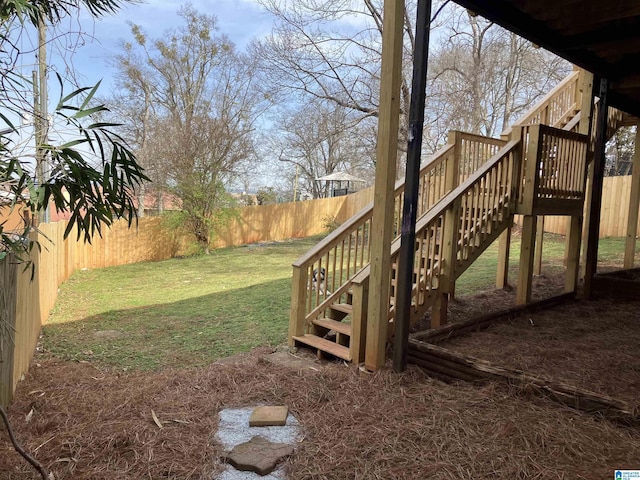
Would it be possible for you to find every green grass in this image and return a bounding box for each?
[44,233,638,371]
[44,237,320,371]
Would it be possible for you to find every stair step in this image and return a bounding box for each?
[293,334,351,361]
[312,317,351,336]
[330,303,353,314]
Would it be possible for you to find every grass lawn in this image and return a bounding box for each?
[43,232,637,371]
[45,237,320,370]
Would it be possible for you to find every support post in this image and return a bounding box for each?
[351,275,369,365]
[289,266,308,345]
[432,197,461,327]
[366,0,405,371]
[583,77,609,298]
[496,227,512,289]
[496,126,522,289]
[516,215,537,304]
[533,216,545,275]
[624,125,640,268]
[579,74,597,280]
[393,0,432,373]
[565,215,583,292]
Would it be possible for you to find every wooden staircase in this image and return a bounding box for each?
[289,69,626,364]
[293,298,354,360]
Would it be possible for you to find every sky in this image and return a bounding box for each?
[8,0,280,189]
[49,0,276,94]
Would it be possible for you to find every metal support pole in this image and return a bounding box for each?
[583,77,609,298]
[393,0,432,373]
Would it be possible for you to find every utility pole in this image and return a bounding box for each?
[35,13,49,223]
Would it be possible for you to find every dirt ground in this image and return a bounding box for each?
[2,273,640,479]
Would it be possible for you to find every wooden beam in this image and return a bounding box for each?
[408,340,636,423]
[496,126,522,289]
[351,275,369,364]
[516,215,537,305]
[624,125,640,268]
[366,0,405,372]
[289,266,308,345]
[412,292,574,344]
[495,228,511,289]
[432,196,461,328]
[533,216,545,276]
[583,78,609,298]
[565,215,583,292]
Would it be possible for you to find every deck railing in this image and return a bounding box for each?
[518,124,589,215]
[289,132,505,341]
[289,69,601,362]
[502,70,580,139]
[385,139,521,335]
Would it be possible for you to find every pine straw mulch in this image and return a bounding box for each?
[438,294,640,407]
[2,344,640,479]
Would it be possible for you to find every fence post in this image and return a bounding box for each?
[289,265,308,346]
[0,256,17,407]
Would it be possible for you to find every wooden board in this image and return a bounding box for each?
[408,340,636,424]
[293,334,351,361]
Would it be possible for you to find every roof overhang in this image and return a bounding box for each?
[453,0,640,117]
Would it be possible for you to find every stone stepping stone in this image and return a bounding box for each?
[249,406,288,427]
[223,436,294,476]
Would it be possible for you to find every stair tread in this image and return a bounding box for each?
[330,303,353,314]
[313,317,351,335]
[293,334,351,361]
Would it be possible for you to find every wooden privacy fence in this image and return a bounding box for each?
[516,175,640,237]
[0,188,373,405]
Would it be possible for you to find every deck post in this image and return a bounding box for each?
[289,266,308,345]
[516,215,537,304]
[583,77,609,298]
[580,74,597,280]
[624,125,640,268]
[533,216,545,275]
[496,127,522,289]
[496,227,512,289]
[365,0,405,371]
[431,131,461,328]
[351,274,369,364]
[565,215,583,292]
[564,69,594,280]
[393,0,432,373]
[433,196,461,327]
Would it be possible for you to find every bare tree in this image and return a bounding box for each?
[256,1,570,161]
[254,0,419,170]
[114,5,269,252]
[269,101,374,199]
[427,11,570,141]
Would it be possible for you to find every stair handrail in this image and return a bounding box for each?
[501,70,580,138]
[385,138,522,334]
[353,138,522,337]
[289,142,455,343]
[292,143,454,269]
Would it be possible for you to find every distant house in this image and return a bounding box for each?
[315,172,368,198]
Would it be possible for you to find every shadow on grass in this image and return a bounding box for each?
[42,277,292,371]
